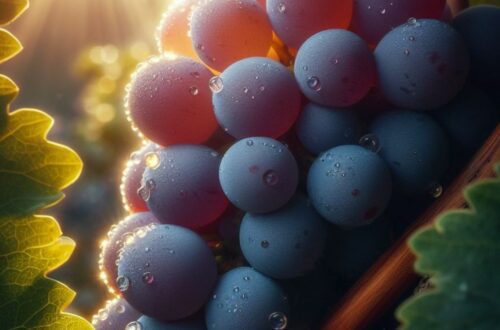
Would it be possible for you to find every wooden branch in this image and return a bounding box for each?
[323,125,500,330]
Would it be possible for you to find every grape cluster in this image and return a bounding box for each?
[94,1,499,329]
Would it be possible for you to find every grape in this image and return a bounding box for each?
[239,194,328,279]
[452,5,500,87]
[219,137,298,213]
[374,19,470,110]
[121,143,160,213]
[294,29,376,107]
[433,85,499,160]
[190,0,273,71]
[266,0,353,49]
[131,314,206,330]
[370,110,450,195]
[205,267,290,330]
[156,0,199,59]
[213,57,301,139]
[117,224,217,321]
[92,298,141,330]
[326,215,392,281]
[99,212,160,294]
[296,102,361,155]
[142,145,228,229]
[307,145,392,227]
[350,0,446,45]
[125,55,217,146]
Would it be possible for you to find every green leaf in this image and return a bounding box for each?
[0,0,29,26]
[0,109,83,217]
[0,74,18,130]
[0,28,22,64]
[0,215,93,330]
[397,168,500,330]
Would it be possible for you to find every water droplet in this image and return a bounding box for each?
[98,310,109,321]
[212,294,217,300]
[126,321,143,330]
[359,134,381,153]
[241,293,248,300]
[191,71,200,79]
[243,87,249,94]
[428,182,443,198]
[334,162,340,168]
[189,86,199,96]
[409,36,416,41]
[307,76,322,91]
[246,139,254,146]
[144,152,161,169]
[243,276,250,281]
[278,3,286,13]
[116,304,126,314]
[302,65,308,71]
[142,272,155,284]
[263,170,279,186]
[259,85,265,92]
[209,76,224,93]
[145,247,151,252]
[404,49,410,56]
[138,184,151,202]
[233,286,240,293]
[116,276,130,292]
[407,17,417,25]
[261,240,270,248]
[268,312,288,330]
[380,8,386,14]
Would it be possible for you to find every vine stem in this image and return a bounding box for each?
[323,125,499,330]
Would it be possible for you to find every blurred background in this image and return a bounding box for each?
[1,0,168,317]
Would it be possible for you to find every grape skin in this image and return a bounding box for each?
[294,29,376,107]
[374,19,470,110]
[135,314,206,329]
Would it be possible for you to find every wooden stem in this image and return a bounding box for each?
[323,125,500,330]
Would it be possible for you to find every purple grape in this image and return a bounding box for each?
[212,57,301,139]
[452,5,500,87]
[374,19,470,110]
[129,314,206,329]
[99,212,160,294]
[296,102,361,155]
[205,267,290,330]
[141,145,228,230]
[117,224,217,321]
[370,110,450,195]
[266,0,353,49]
[239,194,328,279]
[294,29,376,107]
[125,55,218,146]
[190,0,273,71]
[219,137,299,213]
[307,145,392,227]
[350,0,446,45]
[92,298,141,330]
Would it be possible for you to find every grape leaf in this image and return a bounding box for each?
[397,167,500,329]
[0,0,29,26]
[0,28,22,63]
[0,215,93,330]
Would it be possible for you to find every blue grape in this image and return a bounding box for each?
[266,0,353,49]
[350,0,446,45]
[370,110,450,195]
[433,85,499,159]
[132,315,206,330]
[205,267,290,330]
[296,102,361,155]
[294,29,376,107]
[239,194,328,279]
[92,298,140,330]
[212,57,301,139]
[452,5,500,87]
[190,0,273,71]
[117,224,217,321]
[326,215,392,281]
[100,212,160,294]
[142,145,228,229]
[374,19,470,110]
[307,145,392,227]
[219,137,299,213]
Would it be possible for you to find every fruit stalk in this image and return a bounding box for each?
[323,124,500,330]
